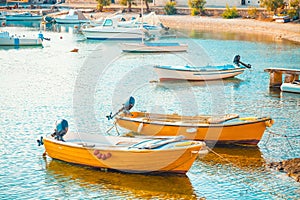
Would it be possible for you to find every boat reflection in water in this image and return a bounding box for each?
[201,145,265,170]
[45,159,197,199]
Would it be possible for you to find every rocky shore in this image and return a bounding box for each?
[266,158,300,182]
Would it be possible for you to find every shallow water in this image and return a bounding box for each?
[0,21,300,199]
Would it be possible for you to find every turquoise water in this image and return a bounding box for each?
[0,21,300,199]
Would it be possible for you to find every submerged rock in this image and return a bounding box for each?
[266,158,300,182]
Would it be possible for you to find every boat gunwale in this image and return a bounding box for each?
[116,114,272,128]
[43,135,205,152]
[154,65,246,73]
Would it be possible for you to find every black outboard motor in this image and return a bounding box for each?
[51,119,68,141]
[107,96,135,120]
[233,55,251,68]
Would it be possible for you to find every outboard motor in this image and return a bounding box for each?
[107,96,135,120]
[233,55,251,68]
[51,119,68,141]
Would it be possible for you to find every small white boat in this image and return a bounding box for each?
[0,31,44,46]
[273,15,290,23]
[280,81,300,93]
[5,12,42,21]
[82,15,149,40]
[120,42,188,53]
[54,9,90,24]
[154,55,251,81]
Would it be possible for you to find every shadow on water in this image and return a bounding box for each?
[44,158,197,198]
[202,145,265,170]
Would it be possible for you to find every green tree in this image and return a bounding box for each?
[95,0,111,12]
[120,0,134,12]
[222,4,239,18]
[289,0,300,18]
[164,1,177,15]
[188,0,206,16]
[260,0,285,14]
[144,0,152,13]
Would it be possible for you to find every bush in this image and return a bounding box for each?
[191,8,200,16]
[247,6,258,18]
[164,1,177,15]
[188,0,206,15]
[222,4,239,19]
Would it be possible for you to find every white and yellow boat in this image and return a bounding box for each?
[115,112,274,145]
[42,132,207,174]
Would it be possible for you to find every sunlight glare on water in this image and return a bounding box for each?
[0,21,299,199]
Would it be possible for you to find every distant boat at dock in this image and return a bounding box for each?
[5,12,42,21]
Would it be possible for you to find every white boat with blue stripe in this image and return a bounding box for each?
[0,31,44,47]
[280,80,300,93]
[154,55,251,81]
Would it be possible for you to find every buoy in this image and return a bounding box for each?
[70,48,78,52]
[60,36,63,39]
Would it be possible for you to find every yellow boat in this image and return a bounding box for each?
[115,112,274,145]
[42,132,207,174]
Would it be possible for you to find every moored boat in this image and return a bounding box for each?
[120,42,188,53]
[0,31,44,46]
[41,131,207,174]
[114,111,274,145]
[280,80,300,93]
[154,55,251,81]
[82,15,149,40]
[5,12,42,21]
[54,9,90,24]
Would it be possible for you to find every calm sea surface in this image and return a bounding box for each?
[0,20,300,199]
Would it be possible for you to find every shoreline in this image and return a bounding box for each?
[157,15,300,44]
[1,4,300,44]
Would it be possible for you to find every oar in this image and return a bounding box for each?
[106,96,135,120]
[233,55,251,68]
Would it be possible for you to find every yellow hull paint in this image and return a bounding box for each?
[116,112,273,145]
[43,135,205,174]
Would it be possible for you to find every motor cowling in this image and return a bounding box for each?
[52,119,68,141]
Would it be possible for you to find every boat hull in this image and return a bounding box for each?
[154,65,246,81]
[0,38,42,46]
[116,112,273,145]
[5,15,42,21]
[55,18,90,24]
[280,82,300,93]
[120,42,188,53]
[43,134,206,174]
[82,29,144,40]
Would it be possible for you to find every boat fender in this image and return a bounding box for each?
[137,123,143,133]
[265,119,275,127]
[94,150,112,160]
[51,119,68,141]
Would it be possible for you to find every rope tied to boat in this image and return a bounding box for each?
[263,129,300,150]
